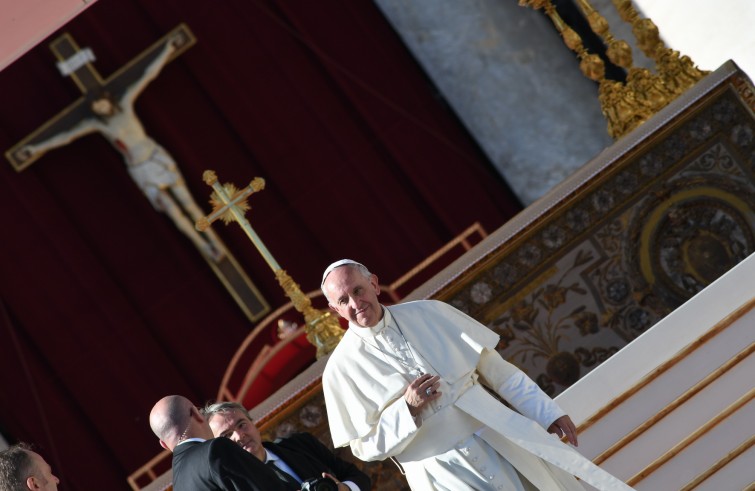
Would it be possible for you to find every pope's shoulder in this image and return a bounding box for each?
[323,327,358,376]
[387,299,460,316]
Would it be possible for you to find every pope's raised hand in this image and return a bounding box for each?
[404,373,441,416]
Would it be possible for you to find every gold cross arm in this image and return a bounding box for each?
[196,170,344,357]
[195,170,281,271]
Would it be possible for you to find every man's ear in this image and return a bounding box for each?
[159,440,168,450]
[191,405,205,422]
[26,476,38,490]
[371,274,381,295]
[328,303,338,313]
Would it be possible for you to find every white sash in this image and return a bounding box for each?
[455,385,635,491]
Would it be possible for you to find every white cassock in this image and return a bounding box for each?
[323,300,635,491]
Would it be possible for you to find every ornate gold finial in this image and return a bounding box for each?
[520,0,709,139]
[573,0,674,137]
[575,0,632,70]
[531,1,605,83]
[196,171,343,358]
[275,270,343,356]
[202,169,218,185]
[210,182,253,225]
[612,0,708,98]
[518,0,549,10]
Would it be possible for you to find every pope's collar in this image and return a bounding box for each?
[349,305,390,337]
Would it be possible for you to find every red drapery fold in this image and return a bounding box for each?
[0,0,521,488]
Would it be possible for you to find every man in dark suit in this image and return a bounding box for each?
[203,401,370,491]
[149,395,290,491]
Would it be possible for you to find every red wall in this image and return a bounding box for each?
[0,0,521,489]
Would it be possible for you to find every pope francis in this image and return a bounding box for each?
[320,259,634,491]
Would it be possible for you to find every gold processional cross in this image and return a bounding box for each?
[4,24,270,322]
[196,170,344,358]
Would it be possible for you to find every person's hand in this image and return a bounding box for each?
[548,415,578,446]
[321,472,349,491]
[404,374,441,416]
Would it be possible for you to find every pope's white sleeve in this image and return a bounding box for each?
[477,347,565,429]
[348,396,421,461]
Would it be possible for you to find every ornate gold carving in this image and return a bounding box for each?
[210,183,252,225]
[436,85,755,394]
[732,75,755,111]
[197,171,343,358]
[519,0,710,139]
[274,269,343,358]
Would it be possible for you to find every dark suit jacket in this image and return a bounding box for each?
[265,433,371,490]
[172,438,288,491]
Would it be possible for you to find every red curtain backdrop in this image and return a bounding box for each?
[0,0,521,489]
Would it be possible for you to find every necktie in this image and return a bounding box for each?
[266,460,300,489]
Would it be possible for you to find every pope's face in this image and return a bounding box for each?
[324,266,383,328]
[208,409,265,461]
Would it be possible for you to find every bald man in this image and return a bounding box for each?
[149,395,290,491]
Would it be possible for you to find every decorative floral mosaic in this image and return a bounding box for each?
[440,79,755,396]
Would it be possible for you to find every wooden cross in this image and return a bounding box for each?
[4,25,271,323]
[6,24,194,171]
[197,170,344,357]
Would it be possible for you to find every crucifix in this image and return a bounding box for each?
[196,170,344,358]
[4,24,270,322]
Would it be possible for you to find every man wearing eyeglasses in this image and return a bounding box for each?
[203,401,370,491]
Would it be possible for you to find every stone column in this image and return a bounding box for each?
[373,0,613,205]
